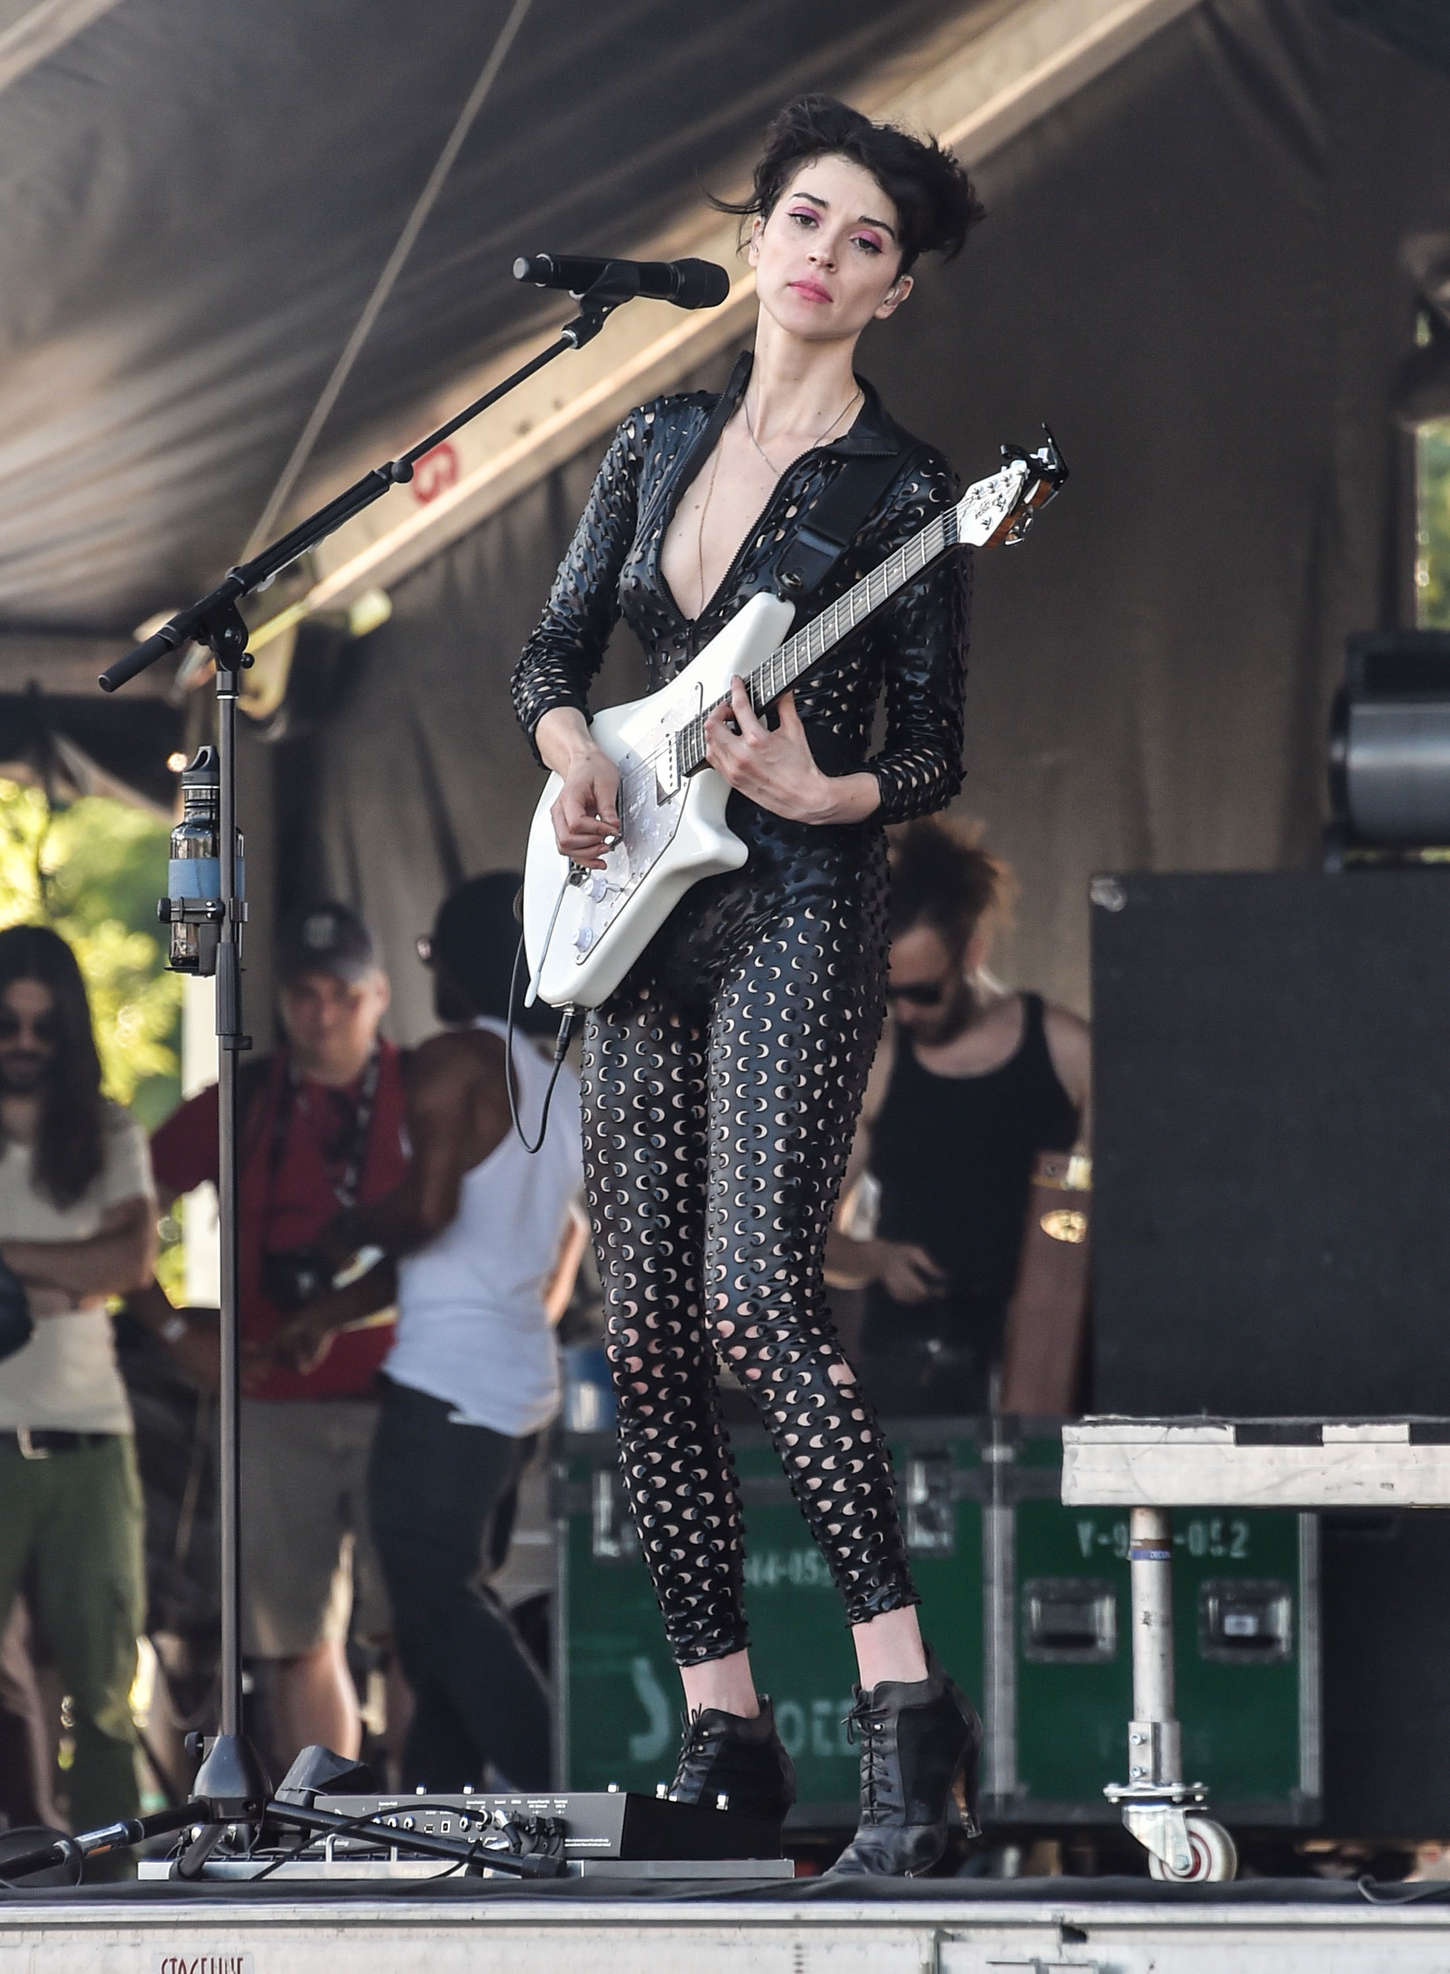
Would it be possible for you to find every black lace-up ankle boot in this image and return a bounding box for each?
[829,1655,982,1876]
[666,1697,797,1823]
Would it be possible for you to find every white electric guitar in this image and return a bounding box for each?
[523,429,1068,1011]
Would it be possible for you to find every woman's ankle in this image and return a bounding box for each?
[679,1650,761,1719]
[851,1607,929,1689]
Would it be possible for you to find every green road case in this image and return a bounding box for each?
[554,1418,986,1824]
[554,1416,1319,1830]
[987,1422,1320,1827]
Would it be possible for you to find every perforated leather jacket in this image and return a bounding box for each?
[512,350,971,830]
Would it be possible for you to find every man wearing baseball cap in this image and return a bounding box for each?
[146,901,407,1772]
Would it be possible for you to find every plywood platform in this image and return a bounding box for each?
[1062,1418,1450,1509]
[5,1877,1450,1973]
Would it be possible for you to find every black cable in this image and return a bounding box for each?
[1357,1873,1450,1905]
[244,1796,549,1881]
[242,1826,315,1883]
[244,1802,437,1882]
[0,1828,84,1892]
[505,931,577,1155]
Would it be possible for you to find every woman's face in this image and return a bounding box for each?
[749,152,912,345]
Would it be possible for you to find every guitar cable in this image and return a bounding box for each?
[505,930,578,1155]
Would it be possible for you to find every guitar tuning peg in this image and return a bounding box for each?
[1032,422,1068,487]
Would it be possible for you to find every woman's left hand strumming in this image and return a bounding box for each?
[705,677,880,825]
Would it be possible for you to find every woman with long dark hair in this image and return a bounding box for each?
[0,926,105,1209]
[513,96,984,1874]
[0,922,156,1832]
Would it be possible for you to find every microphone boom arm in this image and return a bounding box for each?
[99,275,649,693]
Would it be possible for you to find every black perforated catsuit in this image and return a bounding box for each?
[513,353,971,1665]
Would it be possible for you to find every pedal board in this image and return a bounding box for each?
[308,1787,784,1863]
[137,1788,794,1882]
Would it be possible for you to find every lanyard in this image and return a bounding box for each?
[265,1045,382,1216]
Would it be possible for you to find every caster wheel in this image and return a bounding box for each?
[1147,1814,1238,1883]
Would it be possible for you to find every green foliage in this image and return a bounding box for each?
[1419,422,1450,629]
[0,777,182,1128]
[0,776,187,1295]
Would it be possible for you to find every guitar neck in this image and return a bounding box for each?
[675,507,958,776]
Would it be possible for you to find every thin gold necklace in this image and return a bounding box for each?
[695,382,861,615]
[742,382,862,477]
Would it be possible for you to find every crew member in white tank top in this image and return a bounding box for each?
[387,1013,579,1434]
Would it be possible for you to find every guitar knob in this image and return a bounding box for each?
[575,925,594,952]
[590,877,608,902]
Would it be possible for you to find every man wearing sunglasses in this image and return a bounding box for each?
[0,924,156,1837]
[826,820,1092,1416]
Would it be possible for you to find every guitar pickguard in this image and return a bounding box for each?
[568,720,689,961]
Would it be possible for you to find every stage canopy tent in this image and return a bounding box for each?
[1,0,1447,1025]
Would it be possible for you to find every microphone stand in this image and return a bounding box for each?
[25,270,652,1886]
[99,264,648,696]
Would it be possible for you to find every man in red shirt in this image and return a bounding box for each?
[150,902,407,1769]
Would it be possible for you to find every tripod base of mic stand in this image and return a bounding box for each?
[189,1730,271,1815]
[172,1732,272,1879]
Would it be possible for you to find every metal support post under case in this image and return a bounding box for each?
[1127,1505,1182,1789]
[1099,1506,1211,1874]
[1101,1508,1223,1878]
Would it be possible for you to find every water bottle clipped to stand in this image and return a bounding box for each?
[160,745,246,976]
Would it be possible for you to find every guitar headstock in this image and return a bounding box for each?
[954,424,1069,548]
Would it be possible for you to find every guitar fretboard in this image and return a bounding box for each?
[675,506,959,777]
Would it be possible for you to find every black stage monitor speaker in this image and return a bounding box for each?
[1091,871,1450,1418]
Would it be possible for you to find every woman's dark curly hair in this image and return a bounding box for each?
[887,818,1012,952]
[0,923,105,1208]
[716,94,984,273]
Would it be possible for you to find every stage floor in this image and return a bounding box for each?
[4,1876,1450,1973]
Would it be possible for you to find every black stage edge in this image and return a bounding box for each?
[0,1876,1444,1909]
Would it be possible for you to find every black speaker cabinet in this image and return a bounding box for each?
[1091,871,1450,1418]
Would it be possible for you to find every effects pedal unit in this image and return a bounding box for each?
[137,1787,794,1883]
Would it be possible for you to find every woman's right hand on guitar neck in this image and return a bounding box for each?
[535,708,621,870]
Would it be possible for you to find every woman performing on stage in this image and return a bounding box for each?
[512,95,984,1875]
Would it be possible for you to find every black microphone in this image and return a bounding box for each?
[512,253,731,310]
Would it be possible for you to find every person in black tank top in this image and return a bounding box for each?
[828,821,1091,1415]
